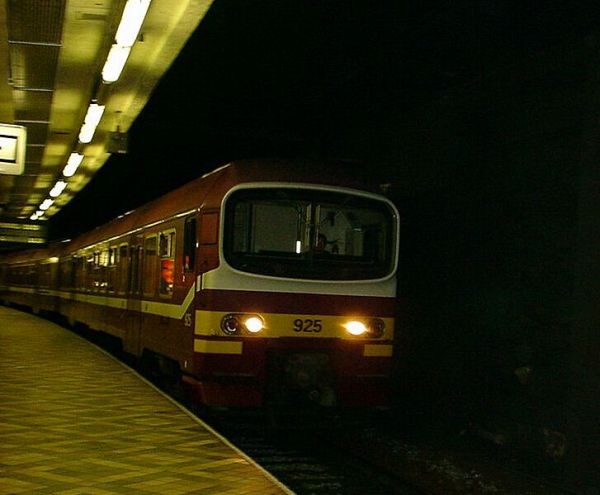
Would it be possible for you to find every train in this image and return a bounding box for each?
[0,160,400,409]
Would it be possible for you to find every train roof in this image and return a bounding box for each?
[0,241,65,264]
[66,159,382,252]
[4,159,384,258]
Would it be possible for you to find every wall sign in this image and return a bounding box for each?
[0,123,27,175]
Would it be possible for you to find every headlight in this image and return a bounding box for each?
[244,316,264,333]
[221,314,264,335]
[344,320,368,336]
[344,318,385,338]
[221,314,242,335]
[367,318,385,338]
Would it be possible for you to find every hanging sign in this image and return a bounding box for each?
[0,123,27,175]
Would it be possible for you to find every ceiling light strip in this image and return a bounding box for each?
[78,103,105,143]
[49,181,68,198]
[102,0,151,84]
[63,152,84,177]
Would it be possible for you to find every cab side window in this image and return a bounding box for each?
[183,216,196,272]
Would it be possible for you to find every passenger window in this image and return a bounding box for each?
[159,231,175,258]
[90,252,98,290]
[159,229,176,296]
[108,247,119,266]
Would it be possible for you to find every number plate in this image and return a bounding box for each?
[292,318,323,333]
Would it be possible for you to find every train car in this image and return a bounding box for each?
[0,159,400,409]
[0,243,64,315]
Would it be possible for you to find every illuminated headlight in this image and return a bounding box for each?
[344,320,368,336]
[244,316,264,333]
[344,318,385,338]
[221,314,264,335]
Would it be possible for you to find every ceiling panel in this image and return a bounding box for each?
[15,121,48,144]
[8,43,60,90]
[6,0,65,43]
[0,0,215,251]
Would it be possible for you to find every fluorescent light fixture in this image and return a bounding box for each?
[36,210,44,217]
[102,44,131,83]
[39,199,54,211]
[49,180,68,198]
[78,103,105,143]
[30,213,38,220]
[115,0,151,46]
[63,152,84,177]
[101,0,151,83]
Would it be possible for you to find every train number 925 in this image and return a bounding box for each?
[293,318,322,333]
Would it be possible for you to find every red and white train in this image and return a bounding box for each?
[0,160,400,409]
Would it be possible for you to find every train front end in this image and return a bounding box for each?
[186,183,400,409]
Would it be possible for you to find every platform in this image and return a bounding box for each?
[0,305,292,494]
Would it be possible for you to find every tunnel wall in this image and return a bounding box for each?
[343,39,599,490]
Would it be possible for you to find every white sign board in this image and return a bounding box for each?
[0,123,27,175]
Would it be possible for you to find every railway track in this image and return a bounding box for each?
[28,313,570,495]
[59,320,421,494]
[27,314,571,495]
[64,319,559,495]
[202,411,425,495]
[95,333,420,494]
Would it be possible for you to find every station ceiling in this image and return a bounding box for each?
[0,0,213,249]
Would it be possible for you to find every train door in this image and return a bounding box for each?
[124,236,144,356]
[182,215,197,338]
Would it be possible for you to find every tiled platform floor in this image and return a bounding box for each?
[0,306,292,494]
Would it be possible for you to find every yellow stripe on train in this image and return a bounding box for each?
[194,309,394,340]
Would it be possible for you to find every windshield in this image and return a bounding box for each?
[223,187,397,280]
